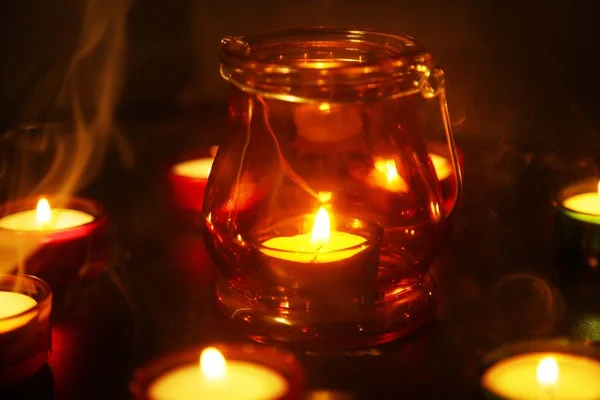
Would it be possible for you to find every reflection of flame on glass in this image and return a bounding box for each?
[318,103,331,113]
[537,356,559,386]
[430,153,452,181]
[301,60,344,69]
[36,198,52,226]
[381,159,400,184]
[373,158,408,192]
[317,191,332,204]
[311,207,331,247]
[200,347,226,380]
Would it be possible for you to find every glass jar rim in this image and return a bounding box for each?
[220,27,436,102]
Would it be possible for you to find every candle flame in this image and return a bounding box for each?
[318,103,331,113]
[311,207,331,246]
[536,356,559,386]
[36,198,52,225]
[597,181,600,196]
[200,347,226,379]
[374,158,400,184]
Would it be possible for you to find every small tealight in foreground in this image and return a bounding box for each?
[131,344,304,400]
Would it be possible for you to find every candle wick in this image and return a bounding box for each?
[310,243,326,263]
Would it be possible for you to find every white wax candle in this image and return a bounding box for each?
[563,193,600,215]
[0,209,94,232]
[0,291,37,334]
[148,360,288,400]
[482,352,600,400]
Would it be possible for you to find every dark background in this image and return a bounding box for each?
[1,1,600,399]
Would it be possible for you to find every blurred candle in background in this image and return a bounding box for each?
[169,146,218,214]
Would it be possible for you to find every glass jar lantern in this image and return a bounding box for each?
[203,28,462,349]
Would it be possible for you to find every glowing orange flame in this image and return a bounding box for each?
[536,356,558,386]
[318,103,331,113]
[597,181,600,196]
[374,158,400,184]
[311,207,331,246]
[200,347,226,379]
[36,198,52,225]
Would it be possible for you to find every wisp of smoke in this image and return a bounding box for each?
[0,0,135,274]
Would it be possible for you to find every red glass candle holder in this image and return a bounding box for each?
[0,196,107,289]
[0,274,52,385]
[203,28,462,349]
[130,343,304,400]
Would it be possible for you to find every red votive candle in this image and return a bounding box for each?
[168,146,218,214]
[0,196,107,289]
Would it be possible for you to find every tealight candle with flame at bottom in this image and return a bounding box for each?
[481,340,600,400]
[0,196,107,287]
[130,344,304,400]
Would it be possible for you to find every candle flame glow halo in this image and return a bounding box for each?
[537,356,559,386]
[200,347,226,379]
[36,198,52,224]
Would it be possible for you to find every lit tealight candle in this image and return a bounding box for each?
[0,198,94,232]
[148,347,289,400]
[0,291,37,334]
[430,153,452,181]
[370,158,409,193]
[482,352,600,400]
[261,206,367,263]
[561,181,600,223]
